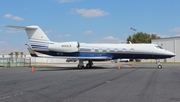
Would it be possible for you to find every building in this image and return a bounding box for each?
[152,36,180,62]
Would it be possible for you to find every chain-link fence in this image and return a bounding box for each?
[0,57,31,68]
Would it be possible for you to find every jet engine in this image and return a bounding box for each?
[49,42,79,52]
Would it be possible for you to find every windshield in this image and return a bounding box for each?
[155,46,163,49]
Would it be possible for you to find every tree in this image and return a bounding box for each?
[9,52,14,58]
[9,52,14,63]
[126,32,160,43]
[20,52,23,58]
[15,52,19,58]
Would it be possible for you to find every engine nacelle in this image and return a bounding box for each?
[49,42,79,53]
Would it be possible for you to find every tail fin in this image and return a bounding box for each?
[6,25,52,51]
[6,25,50,41]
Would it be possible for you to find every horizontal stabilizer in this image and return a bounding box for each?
[6,25,38,29]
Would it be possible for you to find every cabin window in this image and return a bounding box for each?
[102,50,106,52]
[122,48,126,52]
[130,48,135,52]
[114,48,118,52]
[91,48,95,52]
[106,48,110,52]
[99,48,103,52]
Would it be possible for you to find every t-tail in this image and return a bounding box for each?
[6,25,52,51]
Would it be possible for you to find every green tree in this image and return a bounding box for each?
[9,52,14,58]
[15,52,19,58]
[20,52,23,58]
[9,52,14,63]
[127,32,160,43]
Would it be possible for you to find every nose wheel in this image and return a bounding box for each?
[158,65,162,69]
[157,59,162,69]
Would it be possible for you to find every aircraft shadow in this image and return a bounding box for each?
[36,66,111,71]
[120,67,159,69]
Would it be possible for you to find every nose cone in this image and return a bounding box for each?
[154,49,175,59]
[167,51,176,57]
[171,52,175,57]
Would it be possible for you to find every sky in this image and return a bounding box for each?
[0,0,180,54]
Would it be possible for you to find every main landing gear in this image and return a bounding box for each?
[77,60,93,69]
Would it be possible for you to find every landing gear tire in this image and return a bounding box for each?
[156,59,162,69]
[158,65,162,69]
[78,65,84,69]
[86,63,92,68]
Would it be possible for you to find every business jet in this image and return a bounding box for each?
[6,25,175,69]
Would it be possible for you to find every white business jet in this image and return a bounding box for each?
[6,25,175,69]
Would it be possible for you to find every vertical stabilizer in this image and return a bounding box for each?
[6,25,50,41]
[6,25,52,51]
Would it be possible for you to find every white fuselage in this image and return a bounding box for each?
[31,41,175,60]
[6,25,175,60]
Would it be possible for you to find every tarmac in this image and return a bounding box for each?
[1,63,180,102]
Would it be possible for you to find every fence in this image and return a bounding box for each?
[0,57,31,68]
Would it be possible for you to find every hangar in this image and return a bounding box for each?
[152,36,180,62]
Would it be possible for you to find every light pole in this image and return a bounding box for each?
[129,27,137,62]
[128,27,137,44]
[130,27,136,34]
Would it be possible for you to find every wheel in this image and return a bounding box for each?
[86,64,90,68]
[158,65,162,69]
[78,65,84,69]
[86,64,92,68]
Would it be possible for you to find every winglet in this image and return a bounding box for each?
[25,44,38,57]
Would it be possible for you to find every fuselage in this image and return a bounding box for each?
[6,25,176,68]
[31,40,175,60]
[79,43,175,59]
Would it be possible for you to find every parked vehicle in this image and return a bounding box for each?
[66,58,77,62]
[111,59,129,63]
[120,59,129,62]
[135,59,141,62]
[111,59,118,63]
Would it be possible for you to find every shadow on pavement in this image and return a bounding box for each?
[35,66,111,71]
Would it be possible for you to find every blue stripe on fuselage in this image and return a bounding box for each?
[33,51,173,59]
[31,45,48,49]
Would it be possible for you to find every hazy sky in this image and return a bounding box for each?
[0,0,180,54]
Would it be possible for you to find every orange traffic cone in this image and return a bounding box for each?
[118,65,121,70]
[131,63,134,68]
[31,67,35,73]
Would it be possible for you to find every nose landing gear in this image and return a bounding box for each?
[157,59,162,69]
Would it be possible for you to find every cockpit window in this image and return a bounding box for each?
[158,46,163,49]
[155,46,163,49]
